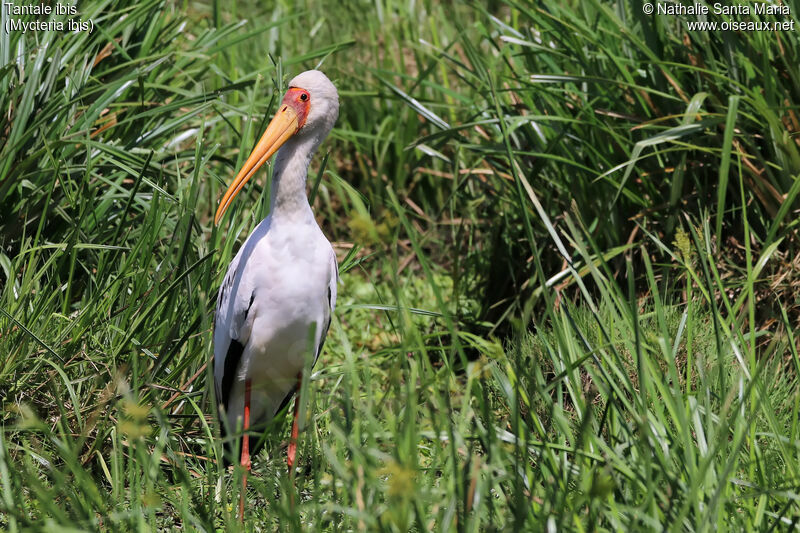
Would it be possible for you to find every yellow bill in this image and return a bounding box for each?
[214,105,300,225]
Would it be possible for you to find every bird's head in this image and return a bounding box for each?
[214,70,339,225]
[288,70,339,138]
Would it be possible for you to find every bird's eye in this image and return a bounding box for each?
[300,92,308,102]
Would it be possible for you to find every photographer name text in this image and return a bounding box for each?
[657,2,789,16]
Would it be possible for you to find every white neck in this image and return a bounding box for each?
[269,132,322,221]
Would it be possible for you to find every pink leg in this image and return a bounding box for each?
[287,373,302,472]
[239,378,252,522]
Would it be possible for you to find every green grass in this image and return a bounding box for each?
[1,0,799,530]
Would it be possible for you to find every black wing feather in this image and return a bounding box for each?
[217,338,244,463]
[220,338,244,420]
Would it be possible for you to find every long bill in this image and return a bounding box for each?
[214,106,300,225]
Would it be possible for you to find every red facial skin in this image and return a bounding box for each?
[281,87,311,129]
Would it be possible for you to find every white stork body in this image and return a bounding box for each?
[211,71,339,492]
[214,213,336,435]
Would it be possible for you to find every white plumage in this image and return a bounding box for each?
[213,216,337,434]
[212,71,339,481]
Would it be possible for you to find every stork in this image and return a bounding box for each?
[212,70,339,517]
